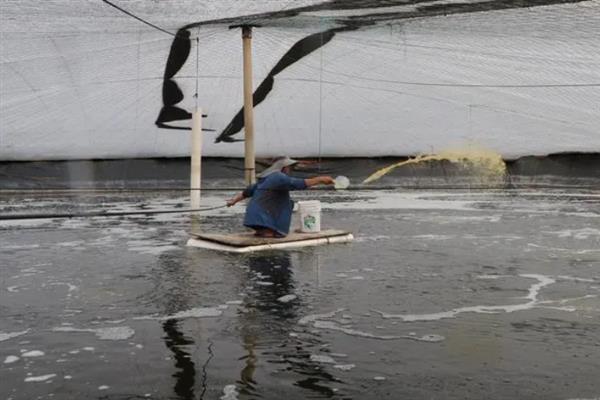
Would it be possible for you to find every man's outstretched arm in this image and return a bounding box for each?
[304,176,335,187]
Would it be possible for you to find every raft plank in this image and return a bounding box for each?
[187,230,353,253]
[191,229,350,247]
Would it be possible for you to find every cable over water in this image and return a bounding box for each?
[0,205,228,221]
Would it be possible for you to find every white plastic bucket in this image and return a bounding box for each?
[298,200,321,233]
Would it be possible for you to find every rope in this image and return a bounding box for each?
[3,183,597,196]
[100,0,177,37]
[330,75,600,88]
[0,205,228,221]
[271,35,599,88]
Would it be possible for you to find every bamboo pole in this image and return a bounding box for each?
[242,26,256,185]
[190,107,202,210]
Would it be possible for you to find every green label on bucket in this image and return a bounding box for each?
[303,215,316,229]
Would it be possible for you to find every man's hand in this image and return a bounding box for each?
[227,192,245,207]
[319,176,335,185]
[305,175,335,187]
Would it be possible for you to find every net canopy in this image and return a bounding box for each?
[1,0,599,160]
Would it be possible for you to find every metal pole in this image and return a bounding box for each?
[190,107,202,209]
[242,26,256,185]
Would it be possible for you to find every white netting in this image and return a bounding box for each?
[1,0,599,160]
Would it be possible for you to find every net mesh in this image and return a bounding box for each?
[1,0,599,160]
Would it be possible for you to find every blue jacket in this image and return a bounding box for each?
[243,172,307,236]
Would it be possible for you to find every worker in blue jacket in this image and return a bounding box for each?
[227,157,334,237]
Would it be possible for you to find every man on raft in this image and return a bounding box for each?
[226,157,334,238]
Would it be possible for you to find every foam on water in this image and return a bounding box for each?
[220,384,239,400]
[557,276,596,283]
[476,274,510,280]
[4,355,20,364]
[412,234,454,240]
[312,320,446,342]
[168,306,224,319]
[523,274,555,301]
[128,244,180,255]
[0,330,29,342]
[56,240,86,247]
[538,294,597,306]
[526,243,600,255]
[52,326,134,340]
[546,228,600,239]
[565,397,600,400]
[277,294,297,303]
[334,364,356,371]
[373,274,584,322]
[313,320,402,340]
[105,319,126,324]
[353,235,391,243]
[324,190,600,219]
[49,282,78,292]
[404,334,445,342]
[106,226,148,235]
[325,192,474,212]
[24,374,56,382]
[310,354,336,364]
[331,352,348,358]
[22,350,44,357]
[3,243,42,250]
[253,272,270,280]
[134,306,223,321]
[95,327,134,340]
[298,309,345,325]
[1,219,51,228]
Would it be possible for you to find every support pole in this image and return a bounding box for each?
[190,107,202,210]
[242,26,256,185]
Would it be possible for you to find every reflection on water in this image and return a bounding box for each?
[238,253,298,396]
[245,253,298,315]
[156,250,199,400]
[150,248,346,398]
[237,252,341,398]
[163,319,196,400]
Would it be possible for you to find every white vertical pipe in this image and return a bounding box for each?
[190,107,202,209]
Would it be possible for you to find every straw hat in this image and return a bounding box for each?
[258,156,298,178]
